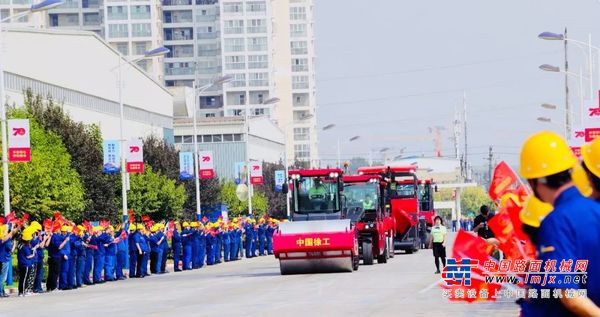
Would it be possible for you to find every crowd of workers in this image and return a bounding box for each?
[0,216,281,297]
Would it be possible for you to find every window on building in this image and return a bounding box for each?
[134,42,148,55]
[203,135,212,142]
[290,6,306,20]
[292,75,309,89]
[294,127,310,141]
[294,144,310,159]
[233,134,243,141]
[292,58,308,72]
[174,136,183,143]
[115,42,129,55]
[224,19,244,34]
[224,38,245,52]
[229,73,246,87]
[290,24,307,37]
[232,109,243,116]
[247,55,268,69]
[108,6,128,20]
[212,134,222,142]
[246,1,266,13]
[223,2,242,13]
[257,93,264,104]
[83,12,99,25]
[239,94,246,105]
[183,135,193,143]
[253,108,265,116]
[249,72,269,87]
[224,55,245,70]
[247,19,266,33]
[132,23,152,37]
[131,5,150,19]
[291,41,308,55]
[223,134,234,142]
[108,23,129,38]
[205,113,216,118]
[247,37,267,51]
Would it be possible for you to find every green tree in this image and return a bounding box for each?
[1,108,85,221]
[219,181,268,218]
[24,90,119,220]
[259,161,286,218]
[461,186,493,217]
[127,165,186,220]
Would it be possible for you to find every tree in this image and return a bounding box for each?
[219,181,268,218]
[1,108,86,221]
[260,161,286,218]
[24,90,119,220]
[127,165,186,220]
[461,186,493,217]
[141,135,221,215]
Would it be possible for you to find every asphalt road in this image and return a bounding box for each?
[1,234,519,317]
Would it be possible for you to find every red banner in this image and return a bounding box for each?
[199,151,215,179]
[8,119,31,162]
[489,161,518,201]
[126,138,144,173]
[250,162,263,185]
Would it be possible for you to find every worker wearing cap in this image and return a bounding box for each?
[519,131,600,317]
[190,222,200,269]
[244,220,254,258]
[159,224,168,273]
[257,219,267,256]
[215,223,223,264]
[138,225,150,277]
[206,223,216,265]
[67,226,79,289]
[104,226,117,281]
[128,224,138,277]
[47,225,66,291]
[148,225,161,274]
[58,225,72,290]
[222,223,231,262]
[74,226,86,288]
[91,226,105,283]
[197,223,206,268]
[581,138,600,201]
[115,224,128,280]
[172,222,182,272]
[181,222,192,270]
[30,222,48,293]
[17,227,37,296]
[0,223,20,297]
[252,219,259,257]
[266,220,276,255]
[82,227,95,285]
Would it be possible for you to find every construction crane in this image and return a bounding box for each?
[428,126,446,157]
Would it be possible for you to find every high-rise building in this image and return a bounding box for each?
[0,0,318,166]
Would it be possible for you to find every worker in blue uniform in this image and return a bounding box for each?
[244,220,254,258]
[257,219,266,256]
[58,226,71,290]
[266,220,276,255]
[172,222,182,272]
[215,224,222,264]
[148,225,160,274]
[138,225,150,277]
[518,131,600,317]
[32,227,48,293]
[159,224,168,273]
[191,222,200,269]
[74,226,86,288]
[181,222,193,270]
[104,226,116,281]
[46,226,67,291]
[223,224,231,262]
[67,227,78,289]
[128,224,138,278]
[83,230,94,285]
[198,223,206,268]
[92,226,106,283]
[206,225,216,265]
[115,224,128,280]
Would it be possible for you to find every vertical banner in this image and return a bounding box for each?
[198,150,215,179]
[570,124,585,157]
[583,99,600,142]
[234,162,247,185]
[126,138,144,173]
[179,152,194,180]
[250,162,263,185]
[274,170,285,192]
[8,119,31,162]
[102,140,120,173]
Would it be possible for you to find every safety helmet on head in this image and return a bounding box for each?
[519,131,577,179]
[572,163,593,197]
[582,138,600,179]
[520,195,553,228]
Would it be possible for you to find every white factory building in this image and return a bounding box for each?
[1,27,174,141]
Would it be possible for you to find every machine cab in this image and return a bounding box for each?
[288,169,344,221]
[342,175,386,225]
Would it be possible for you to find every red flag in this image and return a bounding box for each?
[452,230,492,264]
[505,198,529,242]
[73,225,81,235]
[43,219,52,232]
[52,221,62,232]
[53,212,62,220]
[166,221,174,239]
[5,212,15,224]
[0,217,4,225]
[22,212,29,222]
[488,208,535,261]
[82,220,92,233]
[100,219,110,228]
[120,230,127,240]
[141,215,150,223]
[489,161,519,201]
[128,210,136,223]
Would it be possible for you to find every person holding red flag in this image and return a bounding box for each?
[519,131,600,317]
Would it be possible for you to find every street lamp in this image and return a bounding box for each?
[190,75,232,221]
[0,0,64,218]
[539,64,561,72]
[322,123,336,131]
[541,103,558,110]
[116,46,169,221]
[537,117,552,123]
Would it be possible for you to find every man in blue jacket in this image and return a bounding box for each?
[67,227,79,289]
[128,224,138,277]
[172,223,182,272]
[181,222,192,270]
[115,224,128,280]
[74,226,86,288]
[191,222,199,269]
[223,224,231,262]
[266,220,276,255]
[83,230,94,285]
[159,224,168,273]
[47,227,67,291]
[257,219,266,256]
[198,223,206,268]
[104,226,117,281]
[58,226,71,290]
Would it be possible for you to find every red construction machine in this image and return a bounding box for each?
[342,174,395,265]
[357,166,437,253]
[273,168,360,275]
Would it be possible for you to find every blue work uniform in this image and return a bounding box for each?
[252,226,258,256]
[159,231,168,273]
[31,236,45,292]
[17,243,34,295]
[191,229,200,269]
[215,230,222,264]
[46,233,64,291]
[266,225,275,255]
[198,230,206,268]
[172,229,182,272]
[139,234,150,277]
[0,238,13,296]
[59,233,71,290]
[181,229,192,270]
[74,235,85,288]
[92,233,109,283]
[257,224,266,256]
[236,228,243,259]
[83,234,94,285]
[245,224,254,258]
[115,229,127,280]
[206,232,215,265]
[148,232,162,274]
[521,187,600,317]
[104,234,116,281]
[67,233,78,288]
[128,231,138,277]
[223,230,231,262]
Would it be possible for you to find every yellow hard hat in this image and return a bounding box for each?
[150,225,158,233]
[0,225,5,240]
[198,223,205,229]
[61,225,69,232]
[30,221,42,232]
[77,225,85,232]
[519,131,577,179]
[582,138,600,178]
[22,226,35,241]
[520,196,554,228]
[108,225,114,231]
[191,222,199,228]
[137,224,145,230]
[572,163,593,197]
[183,222,190,227]
[128,224,136,232]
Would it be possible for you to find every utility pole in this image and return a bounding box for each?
[565,27,571,138]
[453,106,461,160]
[487,146,494,188]
[462,91,469,181]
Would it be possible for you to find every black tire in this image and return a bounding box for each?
[405,248,413,254]
[352,255,360,271]
[362,241,374,265]
[377,239,388,264]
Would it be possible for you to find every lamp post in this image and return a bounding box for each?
[191,75,233,220]
[0,0,63,218]
[537,117,567,138]
[245,96,280,216]
[116,46,169,222]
